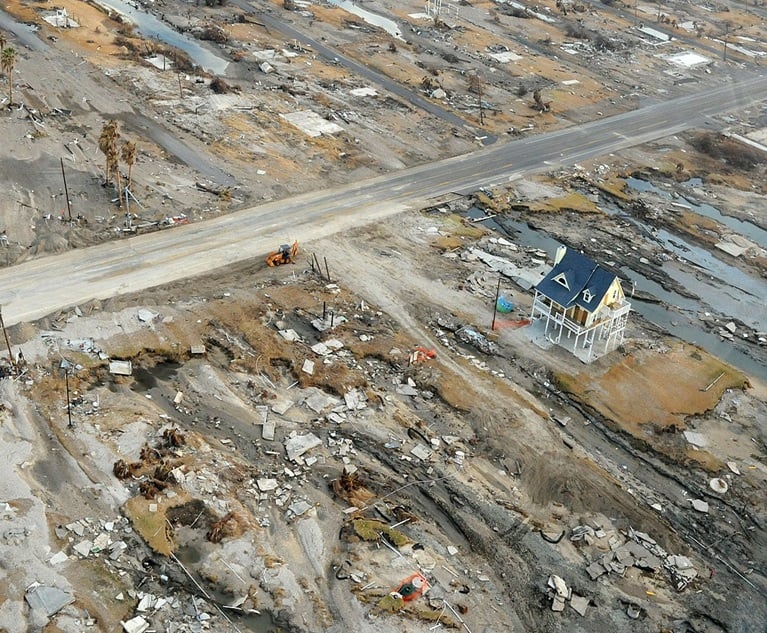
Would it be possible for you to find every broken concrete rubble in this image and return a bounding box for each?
[288,499,313,518]
[683,430,708,447]
[691,499,710,513]
[303,388,340,413]
[455,327,499,355]
[285,432,322,461]
[48,551,69,565]
[258,478,279,492]
[262,417,276,441]
[396,383,419,396]
[410,443,433,461]
[73,539,94,557]
[581,526,698,591]
[137,309,157,323]
[121,615,150,633]
[546,574,570,612]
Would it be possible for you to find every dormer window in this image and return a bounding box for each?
[553,273,569,290]
[582,288,593,303]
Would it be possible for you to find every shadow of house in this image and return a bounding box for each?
[530,246,631,363]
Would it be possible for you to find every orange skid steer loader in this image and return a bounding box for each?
[266,241,299,267]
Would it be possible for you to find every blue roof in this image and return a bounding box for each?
[536,248,617,311]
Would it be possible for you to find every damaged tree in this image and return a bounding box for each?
[1,46,16,107]
[207,511,238,543]
[163,427,186,447]
[113,459,141,479]
[139,478,167,499]
[532,89,552,113]
[98,119,123,206]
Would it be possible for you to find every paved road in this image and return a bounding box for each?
[2,73,767,326]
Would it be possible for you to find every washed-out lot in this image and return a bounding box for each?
[1,174,766,631]
[1,0,767,631]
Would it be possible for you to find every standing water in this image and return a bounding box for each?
[466,209,767,382]
[93,0,230,74]
[325,0,403,39]
[627,177,767,247]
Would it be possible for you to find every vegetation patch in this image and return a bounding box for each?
[593,177,631,201]
[553,341,746,461]
[690,132,766,170]
[529,192,600,214]
[351,519,409,547]
[124,494,188,556]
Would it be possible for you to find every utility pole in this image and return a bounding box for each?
[65,368,73,429]
[124,186,132,230]
[60,157,72,222]
[478,75,485,126]
[0,305,14,370]
[491,275,501,330]
[723,22,729,62]
[176,53,183,100]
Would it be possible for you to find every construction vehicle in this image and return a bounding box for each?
[265,241,299,267]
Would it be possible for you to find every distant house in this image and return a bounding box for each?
[530,246,631,362]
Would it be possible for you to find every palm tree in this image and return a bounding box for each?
[98,119,119,185]
[1,47,16,106]
[121,140,137,192]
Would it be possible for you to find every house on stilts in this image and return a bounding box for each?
[530,246,631,363]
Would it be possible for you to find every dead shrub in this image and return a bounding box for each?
[690,132,765,170]
[163,427,186,447]
[198,26,228,43]
[113,459,141,479]
[565,22,590,39]
[210,76,241,94]
[139,479,166,499]
[207,511,240,543]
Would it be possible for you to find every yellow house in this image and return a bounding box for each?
[530,246,631,362]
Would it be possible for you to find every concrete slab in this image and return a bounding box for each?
[109,360,133,376]
[25,585,74,617]
[285,433,322,461]
[281,111,344,138]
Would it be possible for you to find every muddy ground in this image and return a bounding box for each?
[1,182,766,632]
[1,0,767,632]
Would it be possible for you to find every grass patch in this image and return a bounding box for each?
[552,341,747,464]
[443,213,487,238]
[124,494,188,556]
[352,519,409,547]
[593,177,631,201]
[432,235,465,251]
[529,192,600,214]
[376,593,404,613]
[685,447,724,473]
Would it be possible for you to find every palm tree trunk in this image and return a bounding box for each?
[115,169,123,208]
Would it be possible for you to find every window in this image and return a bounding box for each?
[582,289,593,303]
[553,272,569,289]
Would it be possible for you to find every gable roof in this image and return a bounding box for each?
[536,248,617,312]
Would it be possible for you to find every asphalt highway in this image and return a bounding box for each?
[2,73,767,326]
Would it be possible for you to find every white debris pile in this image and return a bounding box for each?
[580,526,699,591]
[55,516,132,563]
[545,575,590,616]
